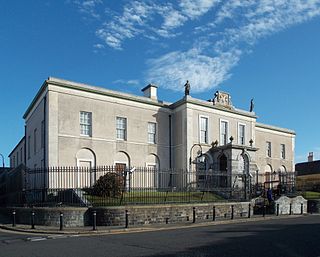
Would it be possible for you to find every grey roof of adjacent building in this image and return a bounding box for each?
[296,161,320,176]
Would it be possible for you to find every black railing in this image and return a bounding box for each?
[0,166,296,207]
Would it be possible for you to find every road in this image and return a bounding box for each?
[0,215,320,257]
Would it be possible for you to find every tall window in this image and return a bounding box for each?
[41,120,45,148]
[200,117,208,144]
[116,117,127,140]
[281,144,286,159]
[238,124,245,145]
[28,135,31,159]
[220,121,228,145]
[20,147,23,164]
[148,122,156,144]
[80,111,92,136]
[266,141,272,157]
[34,129,37,155]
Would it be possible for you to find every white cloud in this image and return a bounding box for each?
[147,0,320,92]
[180,0,219,18]
[74,0,102,19]
[112,79,140,86]
[147,48,241,92]
[74,0,320,92]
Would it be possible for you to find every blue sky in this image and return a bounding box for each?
[1,0,320,166]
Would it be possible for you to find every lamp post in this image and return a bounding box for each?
[0,153,4,168]
[189,144,203,172]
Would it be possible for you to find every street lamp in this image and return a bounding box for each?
[189,144,203,171]
[0,153,4,168]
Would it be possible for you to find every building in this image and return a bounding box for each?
[9,77,295,191]
[296,152,320,191]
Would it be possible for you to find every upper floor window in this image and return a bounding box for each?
[200,117,208,144]
[281,144,286,159]
[116,117,127,140]
[80,111,92,136]
[238,124,245,145]
[28,135,31,159]
[41,120,45,148]
[34,128,37,155]
[20,147,23,164]
[220,120,228,145]
[148,122,156,144]
[266,141,272,157]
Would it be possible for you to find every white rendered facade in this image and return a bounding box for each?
[10,77,295,184]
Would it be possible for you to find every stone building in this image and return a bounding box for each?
[9,77,295,189]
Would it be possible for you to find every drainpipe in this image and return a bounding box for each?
[169,115,172,169]
[43,95,47,168]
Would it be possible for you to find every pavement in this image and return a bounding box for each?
[0,214,310,236]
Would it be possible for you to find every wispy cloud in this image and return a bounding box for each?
[112,79,140,86]
[73,0,102,19]
[147,48,241,93]
[74,0,320,92]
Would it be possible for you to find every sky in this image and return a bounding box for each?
[1,0,320,166]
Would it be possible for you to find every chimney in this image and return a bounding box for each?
[141,84,157,100]
[308,152,314,162]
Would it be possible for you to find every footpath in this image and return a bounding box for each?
[0,214,309,236]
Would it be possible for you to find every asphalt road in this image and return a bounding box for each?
[1,215,320,257]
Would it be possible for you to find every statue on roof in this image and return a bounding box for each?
[213,91,219,103]
[250,98,254,112]
[184,80,190,96]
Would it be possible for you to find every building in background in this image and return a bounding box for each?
[296,152,320,191]
[9,77,295,192]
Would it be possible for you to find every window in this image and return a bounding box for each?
[17,152,19,165]
[220,120,228,145]
[200,117,208,144]
[266,141,272,157]
[116,117,127,140]
[34,129,37,155]
[148,122,156,144]
[80,111,92,136]
[238,124,245,145]
[41,120,45,148]
[281,144,286,159]
[28,135,31,159]
[20,147,23,164]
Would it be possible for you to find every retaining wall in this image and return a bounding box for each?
[0,207,89,227]
[92,202,253,226]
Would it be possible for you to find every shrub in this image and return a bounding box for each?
[90,173,124,197]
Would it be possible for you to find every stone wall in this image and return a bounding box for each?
[0,207,89,227]
[92,202,253,226]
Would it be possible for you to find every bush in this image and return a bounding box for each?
[90,173,124,197]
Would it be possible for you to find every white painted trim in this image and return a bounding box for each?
[76,158,94,168]
[115,116,127,141]
[198,114,210,144]
[147,122,157,144]
[219,119,229,146]
[237,122,246,145]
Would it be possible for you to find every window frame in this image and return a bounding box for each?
[116,117,127,141]
[80,111,92,137]
[238,123,246,145]
[280,144,286,159]
[199,115,209,144]
[147,122,157,144]
[266,141,272,157]
[220,119,229,146]
[34,128,37,155]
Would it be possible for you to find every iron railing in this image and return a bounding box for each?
[0,166,296,207]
